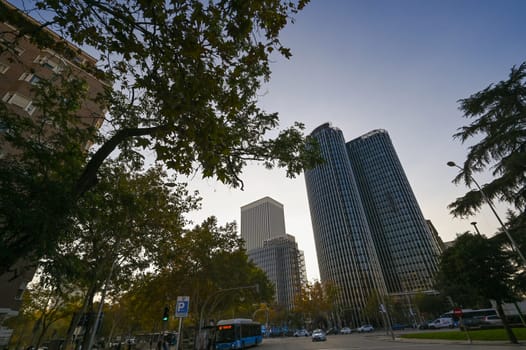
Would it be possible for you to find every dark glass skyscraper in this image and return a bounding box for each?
[346,129,442,293]
[304,124,388,326]
[305,123,442,325]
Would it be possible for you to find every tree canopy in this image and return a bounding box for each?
[0,0,321,271]
[448,61,526,221]
[436,232,523,343]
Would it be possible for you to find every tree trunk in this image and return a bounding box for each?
[64,284,98,350]
[81,289,97,350]
[496,301,517,344]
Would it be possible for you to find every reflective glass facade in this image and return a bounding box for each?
[346,130,442,293]
[305,123,442,325]
[304,124,388,325]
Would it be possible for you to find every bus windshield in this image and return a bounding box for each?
[216,325,237,342]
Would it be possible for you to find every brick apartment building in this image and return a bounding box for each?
[0,1,106,344]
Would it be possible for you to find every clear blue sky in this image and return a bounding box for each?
[187,0,526,281]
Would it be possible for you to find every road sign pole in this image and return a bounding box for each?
[175,318,183,350]
[174,296,189,350]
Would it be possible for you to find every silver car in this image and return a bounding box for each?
[311,329,327,342]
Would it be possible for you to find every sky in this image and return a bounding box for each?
[183,0,526,281]
[10,0,525,282]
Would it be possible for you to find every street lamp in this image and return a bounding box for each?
[447,161,526,266]
[470,222,481,236]
[198,284,259,329]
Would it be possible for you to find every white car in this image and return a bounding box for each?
[340,327,352,334]
[428,317,453,329]
[357,324,374,332]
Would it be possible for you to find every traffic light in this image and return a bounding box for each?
[162,306,169,321]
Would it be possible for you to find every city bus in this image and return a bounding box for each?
[442,308,497,320]
[215,319,263,350]
[441,308,498,327]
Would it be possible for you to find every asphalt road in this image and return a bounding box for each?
[259,331,526,349]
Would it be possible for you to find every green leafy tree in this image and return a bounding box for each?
[0,74,97,271]
[413,293,449,320]
[36,162,199,350]
[112,217,274,334]
[18,283,78,349]
[437,233,521,343]
[448,61,526,255]
[0,0,321,272]
[293,281,337,329]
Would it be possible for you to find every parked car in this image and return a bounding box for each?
[481,315,503,325]
[293,329,310,337]
[340,327,352,334]
[428,317,454,329]
[357,324,374,332]
[391,323,405,330]
[311,329,327,342]
[326,327,339,335]
[459,317,482,330]
[418,320,434,330]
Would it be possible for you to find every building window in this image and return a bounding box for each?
[14,46,25,56]
[0,62,9,74]
[19,72,42,84]
[2,92,37,115]
[34,55,62,73]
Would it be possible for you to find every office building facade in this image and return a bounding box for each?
[248,235,306,309]
[241,197,305,309]
[305,123,442,325]
[304,124,388,325]
[241,197,286,251]
[346,129,442,293]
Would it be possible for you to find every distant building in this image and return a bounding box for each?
[241,197,306,310]
[0,1,106,339]
[248,235,306,309]
[305,123,442,326]
[241,197,286,251]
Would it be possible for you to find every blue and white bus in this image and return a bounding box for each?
[215,318,263,350]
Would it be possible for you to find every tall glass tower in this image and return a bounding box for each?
[304,123,388,326]
[346,129,442,293]
[305,123,442,325]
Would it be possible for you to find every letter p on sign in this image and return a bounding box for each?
[175,296,190,318]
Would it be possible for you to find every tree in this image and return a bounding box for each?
[34,161,200,350]
[111,217,274,335]
[0,0,321,272]
[293,280,337,329]
[413,293,449,320]
[448,61,526,253]
[19,283,77,349]
[437,233,520,343]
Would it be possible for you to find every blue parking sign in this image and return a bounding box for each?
[175,296,190,318]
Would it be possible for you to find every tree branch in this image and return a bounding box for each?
[74,125,166,197]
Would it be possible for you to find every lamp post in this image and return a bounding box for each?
[447,161,526,266]
[470,221,482,236]
[198,284,259,329]
[251,306,269,335]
